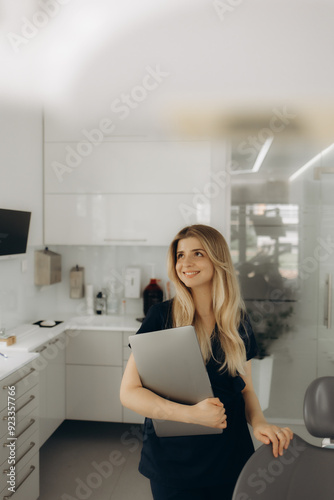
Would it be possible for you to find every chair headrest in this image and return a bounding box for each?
[304,376,334,438]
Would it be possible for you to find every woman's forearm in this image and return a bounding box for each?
[120,353,226,428]
[242,389,267,427]
[121,385,194,423]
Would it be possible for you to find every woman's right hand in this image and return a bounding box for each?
[190,398,227,429]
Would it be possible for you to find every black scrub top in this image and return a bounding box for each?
[132,299,258,488]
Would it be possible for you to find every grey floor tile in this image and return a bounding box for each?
[39,420,152,500]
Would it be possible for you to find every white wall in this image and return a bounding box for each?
[0,104,61,329]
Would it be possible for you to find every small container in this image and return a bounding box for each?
[95,291,107,315]
[70,265,85,299]
[143,278,163,316]
[106,279,119,315]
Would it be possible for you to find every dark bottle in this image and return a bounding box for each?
[143,279,163,316]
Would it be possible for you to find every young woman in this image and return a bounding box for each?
[120,224,293,500]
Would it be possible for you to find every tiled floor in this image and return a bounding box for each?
[39,420,320,500]
[39,420,153,500]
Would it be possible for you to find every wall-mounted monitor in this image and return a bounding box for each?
[0,208,31,256]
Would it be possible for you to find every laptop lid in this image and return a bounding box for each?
[129,325,222,437]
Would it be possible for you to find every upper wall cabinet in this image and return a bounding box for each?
[44,141,211,194]
[43,137,221,246]
[44,193,210,246]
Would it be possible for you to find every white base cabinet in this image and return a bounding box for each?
[65,330,124,421]
[65,329,144,424]
[122,332,144,424]
[33,334,66,447]
[66,365,122,421]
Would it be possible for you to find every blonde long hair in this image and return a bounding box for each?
[167,224,247,376]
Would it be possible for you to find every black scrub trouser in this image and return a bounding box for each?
[150,480,235,500]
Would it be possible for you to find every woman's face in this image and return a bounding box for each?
[175,237,215,290]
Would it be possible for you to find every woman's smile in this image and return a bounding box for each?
[183,271,200,277]
[176,237,214,288]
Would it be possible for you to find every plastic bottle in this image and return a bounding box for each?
[95,291,107,315]
[107,279,119,315]
[143,264,163,316]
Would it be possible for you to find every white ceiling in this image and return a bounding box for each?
[1,0,334,178]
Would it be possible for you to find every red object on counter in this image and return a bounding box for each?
[143,278,163,316]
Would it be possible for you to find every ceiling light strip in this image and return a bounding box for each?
[289,143,334,182]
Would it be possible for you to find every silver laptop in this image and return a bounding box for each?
[129,325,223,437]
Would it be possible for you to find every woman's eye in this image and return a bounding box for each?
[195,252,203,257]
[177,253,183,259]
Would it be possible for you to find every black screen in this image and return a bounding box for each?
[0,209,31,256]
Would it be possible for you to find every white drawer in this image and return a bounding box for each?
[66,330,122,366]
[0,388,38,443]
[123,332,135,347]
[0,410,7,441]
[1,363,38,401]
[122,332,134,362]
[1,430,38,480]
[0,451,39,500]
[0,412,38,468]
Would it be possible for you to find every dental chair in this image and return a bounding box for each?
[232,376,334,500]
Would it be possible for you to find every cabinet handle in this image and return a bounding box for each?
[48,338,60,345]
[325,274,332,329]
[3,465,35,499]
[35,345,47,353]
[3,396,35,420]
[3,419,35,445]
[103,238,147,242]
[3,442,35,471]
[3,368,35,389]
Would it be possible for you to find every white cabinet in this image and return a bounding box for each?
[44,141,211,194]
[0,362,39,500]
[66,365,122,421]
[65,330,123,421]
[44,193,209,246]
[33,334,66,446]
[43,140,213,246]
[122,332,144,424]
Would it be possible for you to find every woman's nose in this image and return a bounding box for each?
[182,254,193,266]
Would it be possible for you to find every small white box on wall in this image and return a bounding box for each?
[124,267,141,299]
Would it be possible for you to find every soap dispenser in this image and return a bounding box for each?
[143,264,163,316]
[95,291,107,315]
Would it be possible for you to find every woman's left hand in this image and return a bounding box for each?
[253,423,294,458]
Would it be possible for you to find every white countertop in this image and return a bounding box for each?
[0,313,141,382]
[2,313,141,353]
[67,314,141,332]
[0,352,39,381]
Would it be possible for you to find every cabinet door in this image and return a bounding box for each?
[122,332,144,424]
[66,330,122,365]
[45,336,66,443]
[66,365,123,421]
[35,334,66,446]
[45,193,210,246]
[44,141,211,194]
